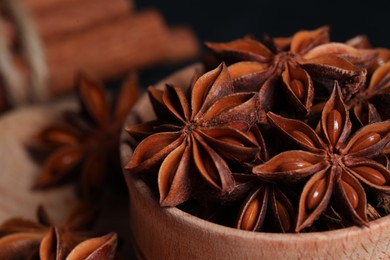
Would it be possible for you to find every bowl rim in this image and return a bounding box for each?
[124,170,390,243]
[120,63,390,243]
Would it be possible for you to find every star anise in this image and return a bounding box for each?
[40,227,117,260]
[347,62,390,125]
[346,35,390,73]
[28,73,139,200]
[206,26,377,120]
[253,82,390,231]
[126,63,262,206]
[0,203,118,259]
[213,125,297,233]
[233,173,296,233]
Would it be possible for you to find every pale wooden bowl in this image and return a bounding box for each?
[120,64,390,259]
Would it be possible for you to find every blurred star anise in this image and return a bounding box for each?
[29,73,139,200]
[253,82,390,231]
[0,204,118,259]
[206,26,377,119]
[126,63,262,206]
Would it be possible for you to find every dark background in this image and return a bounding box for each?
[136,0,390,45]
[135,0,390,87]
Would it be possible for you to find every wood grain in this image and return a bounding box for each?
[120,64,390,259]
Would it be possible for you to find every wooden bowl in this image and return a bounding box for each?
[120,64,390,259]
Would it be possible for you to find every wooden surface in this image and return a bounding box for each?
[0,98,135,258]
[121,64,390,259]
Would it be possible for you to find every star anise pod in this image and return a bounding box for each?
[126,63,262,206]
[0,203,113,259]
[211,125,296,233]
[347,62,390,125]
[234,173,296,233]
[29,73,139,200]
[40,227,117,260]
[346,35,390,73]
[253,82,390,231]
[206,26,377,119]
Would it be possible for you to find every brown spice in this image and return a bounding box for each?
[29,73,139,200]
[253,83,390,231]
[126,63,262,206]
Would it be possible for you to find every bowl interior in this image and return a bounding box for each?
[120,64,390,258]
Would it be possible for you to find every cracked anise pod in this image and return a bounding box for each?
[206,26,377,119]
[347,62,390,125]
[234,173,296,233]
[126,63,262,206]
[0,203,118,260]
[253,82,390,231]
[28,73,139,200]
[346,34,390,73]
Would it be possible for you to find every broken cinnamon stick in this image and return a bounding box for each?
[45,10,200,96]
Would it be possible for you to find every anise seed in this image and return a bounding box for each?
[306,178,326,211]
[278,161,313,172]
[349,132,381,153]
[341,181,359,209]
[291,130,315,147]
[290,79,305,101]
[326,109,343,146]
[351,166,386,185]
[276,200,291,232]
[240,197,260,231]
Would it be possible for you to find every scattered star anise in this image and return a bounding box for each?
[0,204,118,259]
[29,73,139,200]
[40,227,117,260]
[206,26,377,120]
[253,82,390,231]
[126,63,262,206]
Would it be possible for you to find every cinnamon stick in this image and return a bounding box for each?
[3,0,133,44]
[20,0,134,14]
[45,10,200,96]
[163,26,200,63]
[33,0,132,42]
